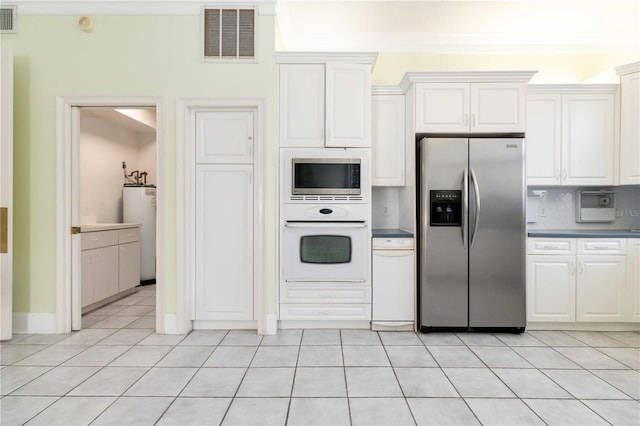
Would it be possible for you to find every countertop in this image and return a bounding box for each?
[81,223,140,233]
[372,229,414,238]
[528,229,640,238]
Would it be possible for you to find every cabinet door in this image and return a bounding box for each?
[325,63,371,147]
[195,165,253,321]
[470,83,526,133]
[119,242,140,292]
[81,251,93,307]
[279,64,325,148]
[195,110,254,163]
[626,239,640,322]
[576,255,626,322]
[372,251,414,322]
[415,83,469,133]
[526,94,562,185]
[562,94,615,185]
[620,72,640,184]
[91,246,119,303]
[526,255,576,322]
[372,95,405,186]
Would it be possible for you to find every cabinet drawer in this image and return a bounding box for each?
[527,238,576,254]
[118,227,140,244]
[578,239,626,255]
[81,230,118,250]
[280,304,371,321]
[280,284,371,304]
[372,238,414,250]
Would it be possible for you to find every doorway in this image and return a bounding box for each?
[56,96,164,334]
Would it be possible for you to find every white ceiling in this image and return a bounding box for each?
[275,0,640,53]
[82,108,156,135]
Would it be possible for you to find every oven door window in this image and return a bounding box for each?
[300,235,351,264]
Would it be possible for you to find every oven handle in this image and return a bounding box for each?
[284,222,367,228]
[285,279,367,283]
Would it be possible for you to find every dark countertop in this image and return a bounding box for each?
[528,229,640,238]
[372,229,414,238]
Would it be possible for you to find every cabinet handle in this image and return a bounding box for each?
[588,246,608,250]
[320,293,331,298]
[465,114,469,126]
[554,169,560,181]
[578,262,583,275]
[319,310,331,315]
[471,114,476,127]
[320,128,324,140]
[571,262,576,275]
[562,169,567,181]
[541,245,559,250]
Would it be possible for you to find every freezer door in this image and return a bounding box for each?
[419,138,469,328]
[468,138,526,328]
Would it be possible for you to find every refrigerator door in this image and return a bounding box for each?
[419,138,469,328]
[468,138,526,328]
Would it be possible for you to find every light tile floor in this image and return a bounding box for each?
[1,285,639,425]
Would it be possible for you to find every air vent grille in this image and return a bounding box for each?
[289,195,364,202]
[203,7,255,62]
[0,6,16,33]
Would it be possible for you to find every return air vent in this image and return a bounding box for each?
[202,7,256,62]
[0,6,16,33]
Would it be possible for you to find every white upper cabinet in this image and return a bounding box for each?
[526,86,616,186]
[277,53,376,148]
[325,63,371,148]
[372,93,405,186]
[415,81,526,133]
[279,64,325,148]
[617,63,640,185]
[195,110,254,164]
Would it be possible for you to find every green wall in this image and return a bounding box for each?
[1,14,278,315]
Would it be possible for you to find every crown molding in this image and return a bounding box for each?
[372,85,403,96]
[399,70,538,93]
[528,84,619,93]
[275,51,378,65]
[615,62,640,76]
[10,0,277,16]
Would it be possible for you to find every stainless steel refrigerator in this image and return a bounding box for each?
[418,137,526,332]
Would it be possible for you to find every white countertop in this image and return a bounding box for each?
[81,223,140,232]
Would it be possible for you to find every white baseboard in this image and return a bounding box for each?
[278,320,371,329]
[527,322,640,332]
[193,320,258,330]
[163,313,178,334]
[265,314,278,335]
[13,313,58,334]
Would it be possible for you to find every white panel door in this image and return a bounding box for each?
[325,62,371,147]
[626,239,640,322]
[119,242,141,292]
[620,72,640,184]
[576,255,626,322]
[195,110,254,164]
[279,64,325,148]
[526,255,576,322]
[195,165,253,320]
[1,46,13,340]
[526,94,562,185]
[372,95,405,186]
[471,83,526,133]
[415,83,469,133]
[562,94,615,185]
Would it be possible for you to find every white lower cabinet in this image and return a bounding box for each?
[527,237,635,324]
[527,255,576,322]
[195,165,253,321]
[81,226,140,309]
[626,239,640,321]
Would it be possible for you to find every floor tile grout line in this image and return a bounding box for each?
[339,329,352,425]
[378,332,418,426]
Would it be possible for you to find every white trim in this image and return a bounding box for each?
[163,313,180,334]
[176,98,268,335]
[12,0,276,15]
[527,322,640,332]
[275,51,378,65]
[372,85,403,96]
[193,320,258,330]
[399,70,538,93]
[278,320,371,329]
[13,313,57,334]
[56,95,164,334]
[528,84,619,94]
[615,62,640,76]
[266,313,277,335]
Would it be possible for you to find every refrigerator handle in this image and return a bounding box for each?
[470,167,480,248]
[462,168,468,249]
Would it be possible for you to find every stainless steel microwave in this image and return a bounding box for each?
[292,158,361,195]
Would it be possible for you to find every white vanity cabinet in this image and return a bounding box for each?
[414,82,526,133]
[616,63,640,185]
[81,225,140,310]
[526,86,616,186]
[527,237,633,324]
[278,54,377,148]
[372,93,405,186]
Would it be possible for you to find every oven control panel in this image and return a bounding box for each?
[304,206,349,219]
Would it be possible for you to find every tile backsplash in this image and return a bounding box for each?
[527,185,640,230]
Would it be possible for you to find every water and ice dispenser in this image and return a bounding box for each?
[430,190,462,226]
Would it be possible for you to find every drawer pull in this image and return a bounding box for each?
[589,246,608,250]
[320,310,332,315]
[541,245,559,249]
[90,238,99,242]
[320,293,331,298]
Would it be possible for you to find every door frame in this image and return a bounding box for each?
[56,95,164,334]
[1,46,13,340]
[176,98,269,334]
